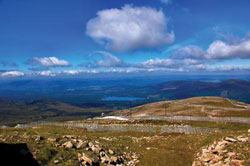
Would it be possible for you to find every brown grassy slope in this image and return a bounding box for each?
[113,97,250,117]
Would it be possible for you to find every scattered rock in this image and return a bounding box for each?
[225,137,237,142]
[48,138,59,142]
[202,154,215,162]
[62,141,74,149]
[88,142,94,147]
[237,136,249,142]
[230,160,244,166]
[100,155,111,164]
[91,146,102,153]
[76,141,87,149]
[55,143,61,147]
[193,135,248,166]
[62,135,75,139]
[108,149,114,155]
[34,135,44,141]
[54,160,59,164]
[78,153,99,166]
[111,156,118,163]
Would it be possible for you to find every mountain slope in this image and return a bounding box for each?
[113,96,250,118]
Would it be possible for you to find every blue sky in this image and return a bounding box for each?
[0,0,250,78]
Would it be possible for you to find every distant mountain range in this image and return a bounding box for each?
[0,79,249,110]
[147,79,250,103]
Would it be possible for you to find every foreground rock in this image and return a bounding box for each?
[78,153,99,166]
[62,141,74,149]
[193,135,249,166]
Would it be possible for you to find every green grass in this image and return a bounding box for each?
[0,120,249,166]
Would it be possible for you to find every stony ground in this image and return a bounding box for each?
[193,133,250,166]
[0,121,250,166]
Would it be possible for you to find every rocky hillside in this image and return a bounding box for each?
[113,97,250,118]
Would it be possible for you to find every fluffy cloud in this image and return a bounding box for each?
[136,58,178,68]
[86,5,174,52]
[0,71,24,77]
[172,40,250,60]
[206,40,250,59]
[28,57,71,67]
[80,51,128,68]
[37,71,56,77]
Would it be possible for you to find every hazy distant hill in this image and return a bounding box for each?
[148,79,250,103]
[0,98,108,126]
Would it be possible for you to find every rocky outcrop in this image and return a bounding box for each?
[193,135,249,166]
[56,135,139,166]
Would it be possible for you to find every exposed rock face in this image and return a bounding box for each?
[193,135,249,166]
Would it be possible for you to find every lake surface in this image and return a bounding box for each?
[102,96,145,101]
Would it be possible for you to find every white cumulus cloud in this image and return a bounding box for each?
[0,71,24,77]
[206,40,250,59]
[86,5,174,52]
[28,57,71,67]
[172,40,250,60]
